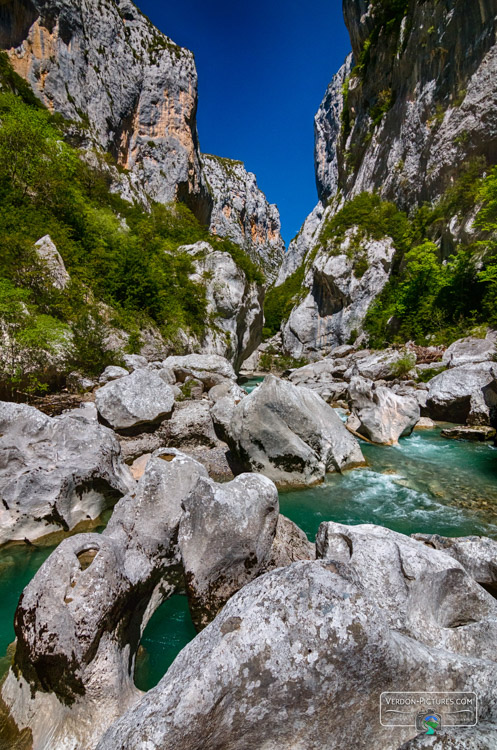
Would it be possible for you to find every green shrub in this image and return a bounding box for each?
[317,192,411,255]
[390,352,416,378]
[417,365,446,383]
[263,267,305,337]
[0,71,264,392]
[0,277,70,397]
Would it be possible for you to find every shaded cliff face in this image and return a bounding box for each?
[2,0,212,221]
[314,54,352,204]
[202,154,285,283]
[273,0,497,359]
[322,0,497,208]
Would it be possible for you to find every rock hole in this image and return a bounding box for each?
[77,547,99,571]
[158,453,176,462]
[480,581,497,600]
[445,617,478,629]
[134,594,196,692]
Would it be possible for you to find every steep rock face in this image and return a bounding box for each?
[275,202,325,286]
[315,54,353,204]
[3,0,284,275]
[282,229,395,357]
[202,154,285,283]
[3,0,212,222]
[277,0,497,357]
[184,242,264,370]
[336,0,497,208]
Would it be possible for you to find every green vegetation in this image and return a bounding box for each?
[364,158,497,347]
[263,267,305,338]
[316,192,412,260]
[0,56,262,398]
[370,88,394,126]
[389,351,416,378]
[370,0,410,31]
[417,365,446,383]
[0,278,70,398]
[351,0,409,81]
[267,161,496,351]
[259,347,308,373]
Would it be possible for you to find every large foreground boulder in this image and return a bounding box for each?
[348,376,420,445]
[95,369,175,431]
[179,473,278,629]
[316,522,497,660]
[0,402,134,546]
[1,451,279,750]
[218,374,365,487]
[411,533,497,595]
[96,535,497,750]
[426,362,497,425]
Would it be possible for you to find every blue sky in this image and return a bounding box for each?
[137,1,351,246]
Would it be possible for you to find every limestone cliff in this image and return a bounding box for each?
[1,0,284,274]
[274,0,497,359]
[2,0,212,221]
[337,0,497,208]
[202,154,285,283]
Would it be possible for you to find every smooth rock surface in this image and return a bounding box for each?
[1,450,208,750]
[411,533,497,594]
[163,353,236,386]
[0,401,134,546]
[348,376,420,445]
[96,550,497,750]
[1,452,283,748]
[160,400,219,449]
[426,362,497,425]
[316,522,497,660]
[223,374,364,486]
[442,332,497,368]
[95,369,175,431]
[179,473,279,629]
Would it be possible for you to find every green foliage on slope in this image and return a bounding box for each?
[317,192,412,255]
[0,63,262,396]
[364,159,495,346]
[269,160,496,350]
[263,267,305,338]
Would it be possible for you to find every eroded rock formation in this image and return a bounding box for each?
[216,374,365,487]
[96,526,497,749]
[1,450,280,749]
[202,154,285,283]
[0,401,134,546]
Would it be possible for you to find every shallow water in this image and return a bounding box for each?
[0,546,54,677]
[0,427,496,691]
[134,595,197,691]
[280,428,497,541]
[240,375,265,393]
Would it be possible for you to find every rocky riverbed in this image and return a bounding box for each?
[0,341,496,748]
